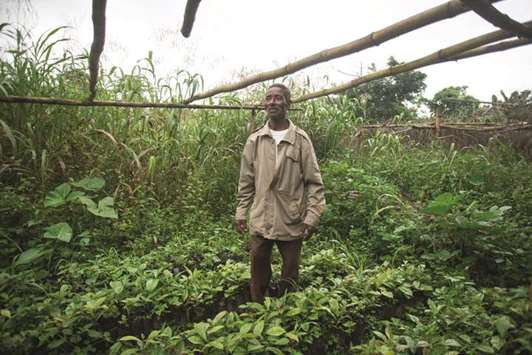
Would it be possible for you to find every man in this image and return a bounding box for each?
[235,83,326,303]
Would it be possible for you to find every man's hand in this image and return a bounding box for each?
[235,219,248,235]
[302,223,315,241]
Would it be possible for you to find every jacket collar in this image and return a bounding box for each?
[256,119,296,145]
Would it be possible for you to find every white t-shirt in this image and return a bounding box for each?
[271,129,288,145]
[271,129,288,168]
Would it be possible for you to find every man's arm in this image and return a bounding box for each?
[300,137,325,232]
[235,138,255,232]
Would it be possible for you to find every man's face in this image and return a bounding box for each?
[265,87,289,120]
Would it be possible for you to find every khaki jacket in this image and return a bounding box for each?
[235,120,326,241]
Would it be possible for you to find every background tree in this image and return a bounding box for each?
[492,89,532,123]
[345,57,427,122]
[428,86,480,120]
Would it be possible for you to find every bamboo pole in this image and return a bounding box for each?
[88,0,107,101]
[446,37,531,61]
[293,21,532,103]
[181,0,202,38]
[1,38,527,111]
[181,0,503,104]
[0,95,303,111]
[360,123,531,132]
[460,0,532,38]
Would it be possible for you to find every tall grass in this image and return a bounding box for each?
[0,26,362,214]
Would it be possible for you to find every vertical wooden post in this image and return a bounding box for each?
[435,115,441,137]
[248,109,257,134]
[88,0,107,101]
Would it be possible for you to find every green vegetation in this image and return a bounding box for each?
[427,86,480,121]
[346,57,427,122]
[1,26,531,354]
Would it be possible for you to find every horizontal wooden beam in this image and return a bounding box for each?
[446,37,531,61]
[293,21,531,103]
[361,122,531,132]
[182,0,503,104]
[0,95,300,111]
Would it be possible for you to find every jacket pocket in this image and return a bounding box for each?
[277,191,302,226]
[278,147,302,193]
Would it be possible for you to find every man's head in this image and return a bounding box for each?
[265,83,291,120]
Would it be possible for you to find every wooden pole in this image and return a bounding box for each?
[88,0,107,102]
[181,0,503,104]
[0,95,302,111]
[293,21,531,103]
[460,0,532,38]
[446,37,531,61]
[248,109,257,134]
[435,116,441,137]
[181,0,202,38]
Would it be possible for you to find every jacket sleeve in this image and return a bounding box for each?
[235,138,255,220]
[301,137,326,227]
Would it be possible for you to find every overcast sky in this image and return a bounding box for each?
[2,0,532,101]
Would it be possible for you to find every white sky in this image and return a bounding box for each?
[2,0,532,101]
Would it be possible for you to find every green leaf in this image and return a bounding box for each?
[444,339,461,347]
[207,338,224,350]
[286,332,299,342]
[48,338,65,349]
[44,183,71,207]
[240,323,253,334]
[425,193,460,216]
[266,346,285,355]
[80,237,91,246]
[207,325,224,335]
[146,279,159,292]
[476,344,494,353]
[267,326,286,337]
[119,335,141,344]
[66,190,86,202]
[248,343,264,352]
[381,290,393,298]
[494,316,514,337]
[14,247,47,266]
[253,320,265,337]
[213,310,227,324]
[273,337,289,345]
[78,196,97,209]
[72,177,105,191]
[110,281,124,294]
[99,196,115,207]
[187,335,203,345]
[44,222,73,243]
[1,309,11,318]
[194,322,209,341]
[287,308,302,316]
[87,197,118,219]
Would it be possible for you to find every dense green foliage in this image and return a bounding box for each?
[345,57,427,122]
[1,26,531,354]
[427,86,480,120]
[492,90,532,123]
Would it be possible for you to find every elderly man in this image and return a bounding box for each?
[235,83,326,303]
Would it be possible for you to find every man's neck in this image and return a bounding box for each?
[269,117,289,131]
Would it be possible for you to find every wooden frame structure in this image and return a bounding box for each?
[0,0,530,110]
